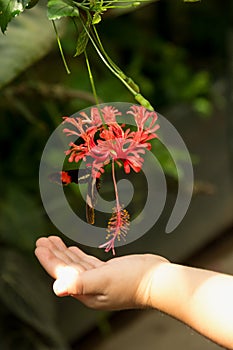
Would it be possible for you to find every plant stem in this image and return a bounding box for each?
[91,24,154,110]
[84,50,99,105]
[80,18,151,103]
[52,21,71,74]
[84,50,107,127]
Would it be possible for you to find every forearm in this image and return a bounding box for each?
[148,262,233,349]
[35,237,233,348]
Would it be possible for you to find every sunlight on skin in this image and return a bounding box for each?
[53,265,81,296]
[150,263,233,349]
[190,274,233,344]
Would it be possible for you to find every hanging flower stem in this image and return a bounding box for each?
[111,159,120,210]
[80,18,154,110]
[84,50,99,105]
[84,50,107,127]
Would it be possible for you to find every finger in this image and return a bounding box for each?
[44,239,93,270]
[36,236,66,254]
[53,265,82,297]
[35,246,67,279]
[64,248,95,270]
[36,236,67,252]
[42,240,75,265]
[48,236,68,250]
[53,266,107,298]
[68,246,104,268]
[35,245,86,297]
[36,237,101,272]
[37,237,103,267]
[78,264,110,295]
[66,244,92,259]
[36,236,51,248]
[36,236,77,265]
[53,263,109,297]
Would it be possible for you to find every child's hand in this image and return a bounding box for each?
[35,236,168,310]
[35,236,233,348]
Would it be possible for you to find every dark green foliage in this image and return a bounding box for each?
[0,0,31,33]
[47,0,79,20]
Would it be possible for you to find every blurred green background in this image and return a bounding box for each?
[0,0,232,349]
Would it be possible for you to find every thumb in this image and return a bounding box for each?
[78,265,109,295]
[53,266,83,297]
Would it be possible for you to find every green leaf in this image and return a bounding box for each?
[74,16,92,57]
[0,0,31,33]
[74,27,89,56]
[92,12,102,25]
[47,0,79,20]
[0,5,65,89]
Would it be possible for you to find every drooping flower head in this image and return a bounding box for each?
[62,105,159,254]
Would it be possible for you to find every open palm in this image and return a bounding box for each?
[35,236,166,310]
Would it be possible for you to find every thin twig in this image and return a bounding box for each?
[3,82,101,104]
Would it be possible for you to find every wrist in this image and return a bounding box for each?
[134,254,170,309]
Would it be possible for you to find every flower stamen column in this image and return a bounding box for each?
[99,158,130,255]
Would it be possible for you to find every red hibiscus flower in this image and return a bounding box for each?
[62,105,159,254]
